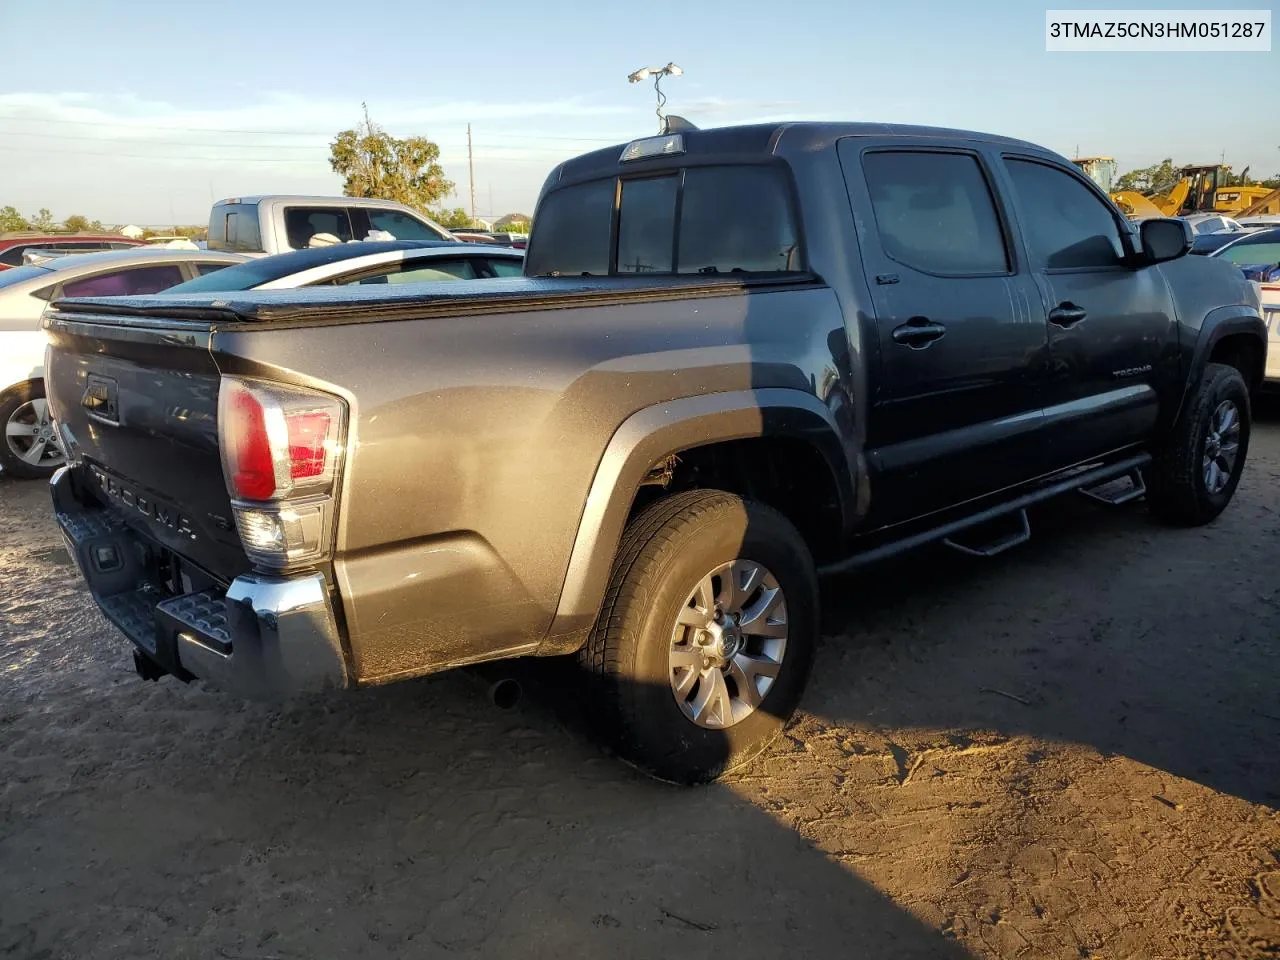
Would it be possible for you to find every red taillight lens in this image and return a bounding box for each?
[218,377,344,504]
[287,412,331,481]
[228,386,276,499]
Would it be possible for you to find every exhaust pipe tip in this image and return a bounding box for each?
[489,677,522,710]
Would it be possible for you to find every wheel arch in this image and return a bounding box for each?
[542,388,857,652]
[1172,305,1266,430]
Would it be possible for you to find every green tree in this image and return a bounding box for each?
[429,207,473,229]
[0,206,29,232]
[1114,159,1179,197]
[30,208,56,232]
[63,214,92,232]
[329,104,454,212]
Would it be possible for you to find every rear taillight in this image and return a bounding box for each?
[217,376,347,573]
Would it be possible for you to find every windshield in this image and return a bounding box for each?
[0,264,54,288]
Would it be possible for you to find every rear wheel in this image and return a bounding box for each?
[0,381,65,479]
[1147,362,1250,526]
[580,490,818,784]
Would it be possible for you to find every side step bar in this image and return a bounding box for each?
[1078,468,1146,506]
[819,453,1152,576]
[943,509,1030,558]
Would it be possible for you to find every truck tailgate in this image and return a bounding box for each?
[44,313,250,585]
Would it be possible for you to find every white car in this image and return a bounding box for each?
[162,239,524,293]
[1209,228,1280,383]
[1238,214,1280,230]
[1181,213,1248,236]
[0,248,245,477]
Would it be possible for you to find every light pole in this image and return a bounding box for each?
[628,62,683,133]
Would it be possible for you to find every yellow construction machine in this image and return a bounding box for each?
[1070,158,1266,219]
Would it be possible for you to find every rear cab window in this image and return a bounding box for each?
[526,163,804,277]
[209,203,263,253]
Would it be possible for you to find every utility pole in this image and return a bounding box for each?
[467,124,477,224]
[488,184,494,221]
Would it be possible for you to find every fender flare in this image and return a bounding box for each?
[543,388,857,649]
[1173,305,1266,428]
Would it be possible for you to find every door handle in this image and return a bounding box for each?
[891,318,947,348]
[1048,302,1087,327]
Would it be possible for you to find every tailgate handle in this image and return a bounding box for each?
[82,375,119,423]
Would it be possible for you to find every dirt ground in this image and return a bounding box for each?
[2,418,1279,960]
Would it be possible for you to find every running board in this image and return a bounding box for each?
[943,509,1030,558]
[818,452,1152,576]
[1078,468,1146,506]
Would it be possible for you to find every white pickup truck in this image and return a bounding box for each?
[206,195,456,256]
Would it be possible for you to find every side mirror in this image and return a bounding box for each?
[1139,217,1192,264]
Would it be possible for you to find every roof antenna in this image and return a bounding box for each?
[628,62,684,133]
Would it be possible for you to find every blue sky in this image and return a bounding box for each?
[0,0,1276,224]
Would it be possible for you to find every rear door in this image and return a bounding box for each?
[839,140,1050,523]
[997,156,1179,466]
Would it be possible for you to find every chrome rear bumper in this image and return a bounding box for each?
[51,465,348,696]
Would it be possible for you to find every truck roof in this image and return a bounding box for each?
[551,121,1054,184]
[211,195,423,208]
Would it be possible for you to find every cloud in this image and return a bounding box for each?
[0,90,631,141]
[0,90,607,223]
[680,97,805,119]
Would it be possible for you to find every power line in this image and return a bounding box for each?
[0,112,623,143]
[0,128,594,158]
[0,143,565,165]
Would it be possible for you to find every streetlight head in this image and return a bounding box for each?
[628,67,653,83]
[664,62,683,77]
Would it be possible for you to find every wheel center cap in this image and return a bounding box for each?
[704,616,744,662]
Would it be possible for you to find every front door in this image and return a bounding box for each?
[998,157,1180,468]
[839,141,1051,525]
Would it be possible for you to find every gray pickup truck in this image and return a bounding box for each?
[45,122,1264,783]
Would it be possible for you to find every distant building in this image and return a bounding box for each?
[494,213,531,233]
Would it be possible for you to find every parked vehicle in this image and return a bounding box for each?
[0,233,144,271]
[1209,228,1280,383]
[1181,213,1247,236]
[163,240,523,293]
[1,248,244,477]
[1189,232,1242,256]
[45,122,1264,784]
[1239,215,1280,230]
[206,196,456,257]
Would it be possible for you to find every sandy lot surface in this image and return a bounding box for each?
[2,418,1278,959]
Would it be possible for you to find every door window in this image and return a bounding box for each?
[484,258,524,277]
[194,262,233,276]
[1004,159,1125,269]
[340,258,479,285]
[363,209,449,241]
[283,207,354,249]
[61,264,185,297]
[861,151,1009,275]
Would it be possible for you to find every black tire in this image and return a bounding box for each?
[0,380,64,480]
[580,489,818,785]
[1147,362,1251,526]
